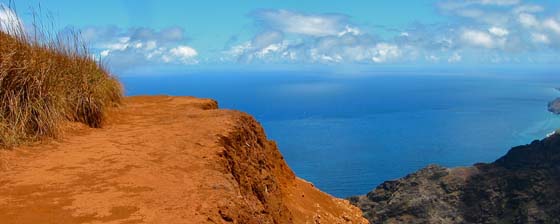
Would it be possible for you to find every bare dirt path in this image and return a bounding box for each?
[0,96,366,224]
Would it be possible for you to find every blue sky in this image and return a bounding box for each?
[1,0,560,74]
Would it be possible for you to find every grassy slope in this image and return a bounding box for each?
[0,30,122,147]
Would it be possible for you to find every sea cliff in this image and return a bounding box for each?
[548,97,560,114]
[0,96,367,224]
[349,133,560,223]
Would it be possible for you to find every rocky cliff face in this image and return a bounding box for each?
[350,134,560,224]
[0,96,367,224]
[547,97,560,114]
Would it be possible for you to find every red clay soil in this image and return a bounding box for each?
[0,96,367,224]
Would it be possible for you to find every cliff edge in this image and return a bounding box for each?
[0,96,366,224]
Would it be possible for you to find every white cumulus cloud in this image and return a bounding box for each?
[518,13,540,28]
[253,9,350,37]
[531,33,550,44]
[0,5,23,33]
[371,43,401,63]
[477,0,520,6]
[461,29,496,48]
[223,2,560,65]
[82,26,198,70]
[170,45,198,63]
[513,4,544,14]
[543,19,560,35]
[488,27,509,37]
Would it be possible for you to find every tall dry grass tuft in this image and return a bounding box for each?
[0,5,122,148]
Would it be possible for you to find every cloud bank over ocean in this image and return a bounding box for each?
[2,0,560,72]
[81,26,198,69]
[224,1,560,65]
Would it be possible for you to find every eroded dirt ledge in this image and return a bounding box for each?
[0,96,366,224]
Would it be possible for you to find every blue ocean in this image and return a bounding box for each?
[122,68,560,197]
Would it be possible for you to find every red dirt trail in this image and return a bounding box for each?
[0,96,367,224]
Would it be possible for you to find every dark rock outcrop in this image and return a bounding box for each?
[548,97,560,114]
[350,134,560,224]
